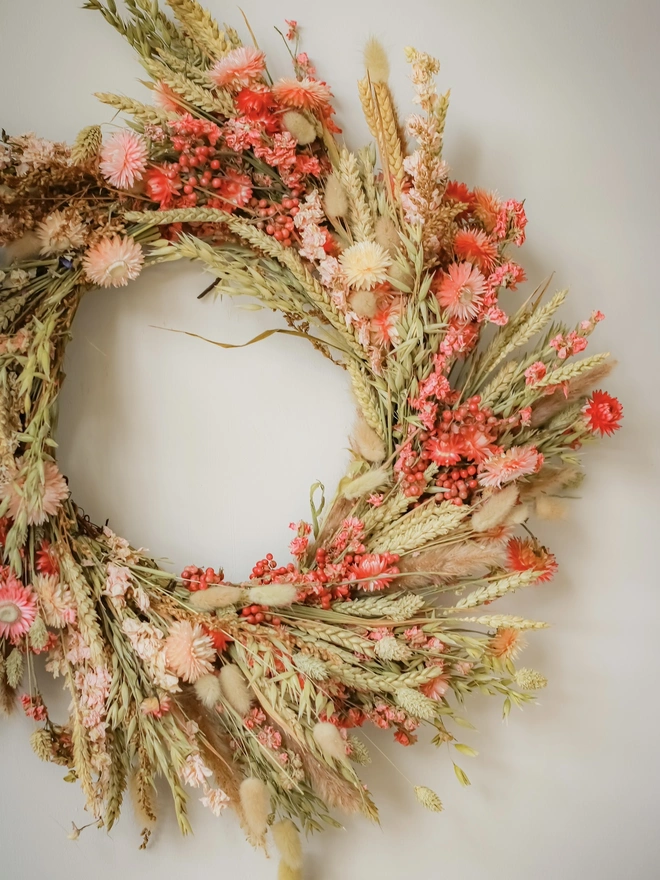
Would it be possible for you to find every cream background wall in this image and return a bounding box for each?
[1,1,659,878]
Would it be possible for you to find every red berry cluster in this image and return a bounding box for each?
[436,465,479,505]
[177,145,224,201]
[181,565,224,592]
[252,196,299,244]
[400,451,429,498]
[240,604,282,627]
[250,553,296,581]
[313,547,354,608]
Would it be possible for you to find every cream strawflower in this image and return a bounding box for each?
[165,621,215,683]
[99,129,148,189]
[83,235,144,288]
[339,241,391,290]
[36,210,86,255]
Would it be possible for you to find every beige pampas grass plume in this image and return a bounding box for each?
[374,215,400,255]
[239,777,270,842]
[364,37,390,83]
[535,495,569,521]
[282,110,317,145]
[313,721,349,764]
[341,466,390,500]
[348,289,379,318]
[352,414,386,462]
[272,819,303,869]
[505,502,531,526]
[219,663,252,715]
[471,485,519,532]
[189,584,244,610]
[278,863,302,880]
[323,172,348,218]
[247,583,297,607]
[194,672,223,709]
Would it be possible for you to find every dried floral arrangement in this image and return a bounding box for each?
[0,0,623,874]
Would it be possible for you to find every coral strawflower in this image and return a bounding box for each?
[435,262,486,321]
[453,228,498,271]
[507,537,558,582]
[272,77,333,113]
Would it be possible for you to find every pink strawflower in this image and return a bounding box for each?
[435,262,486,321]
[83,235,144,288]
[479,445,542,488]
[209,46,265,90]
[421,674,450,700]
[165,621,215,683]
[0,576,37,639]
[0,458,69,525]
[99,130,148,189]
[272,77,333,112]
[348,553,399,592]
[524,361,547,386]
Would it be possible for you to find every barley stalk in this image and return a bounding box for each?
[371,502,467,553]
[345,359,386,439]
[166,0,230,58]
[326,662,444,693]
[61,552,104,663]
[338,148,375,242]
[94,93,172,125]
[451,614,550,630]
[534,352,610,388]
[362,491,410,533]
[448,570,540,611]
[373,82,405,188]
[71,125,103,164]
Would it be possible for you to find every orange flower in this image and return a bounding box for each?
[453,228,498,271]
[507,537,558,583]
[272,77,333,113]
[489,627,525,659]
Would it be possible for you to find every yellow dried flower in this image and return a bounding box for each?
[339,241,391,290]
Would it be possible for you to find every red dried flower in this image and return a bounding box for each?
[583,390,623,436]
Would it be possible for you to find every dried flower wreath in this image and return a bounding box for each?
[0,0,622,874]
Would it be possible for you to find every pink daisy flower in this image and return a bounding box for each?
[435,262,486,321]
[348,553,399,592]
[479,445,541,488]
[0,576,37,640]
[165,621,215,683]
[272,77,333,113]
[99,130,148,189]
[209,46,265,90]
[83,235,144,288]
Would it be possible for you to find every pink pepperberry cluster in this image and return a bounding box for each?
[399,451,429,498]
[250,553,297,581]
[252,196,300,245]
[240,604,282,627]
[180,565,224,591]
[436,465,480,505]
